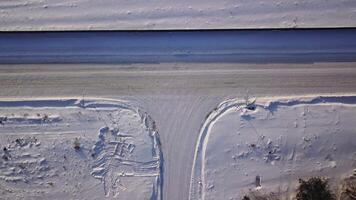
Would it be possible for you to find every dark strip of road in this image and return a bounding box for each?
[1,29,356,64]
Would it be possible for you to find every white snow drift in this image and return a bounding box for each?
[0,0,356,30]
[0,98,162,200]
[190,95,356,200]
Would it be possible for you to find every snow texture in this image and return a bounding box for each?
[0,0,356,31]
[190,95,356,200]
[0,98,162,200]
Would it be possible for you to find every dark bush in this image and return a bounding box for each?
[340,175,356,200]
[296,177,335,200]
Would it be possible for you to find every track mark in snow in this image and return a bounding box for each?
[190,95,356,200]
[91,125,161,197]
[0,98,162,200]
[0,136,50,183]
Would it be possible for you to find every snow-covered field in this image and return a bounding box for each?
[190,95,356,200]
[1,62,356,200]
[0,98,162,199]
[1,0,356,31]
[1,0,356,196]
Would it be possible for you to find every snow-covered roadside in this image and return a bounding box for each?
[0,98,162,199]
[0,0,356,31]
[190,95,356,200]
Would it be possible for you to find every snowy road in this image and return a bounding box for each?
[1,62,356,200]
[1,29,356,64]
[1,30,356,200]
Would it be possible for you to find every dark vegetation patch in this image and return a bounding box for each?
[296,177,335,200]
[339,174,356,200]
[241,176,353,200]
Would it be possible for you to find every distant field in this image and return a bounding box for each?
[0,0,356,30]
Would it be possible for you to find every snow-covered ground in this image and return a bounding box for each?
[0,98,162,199]
[0,62,356,199]
[1,0,356,31]
[190,95,356,200]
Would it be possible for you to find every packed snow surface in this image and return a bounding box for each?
[190,95,356,200]
[0,98,162,199]
[1,62,356,200]
[0,0,356,30]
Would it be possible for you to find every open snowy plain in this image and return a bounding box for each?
[0,30,356,199]
[1,0,356,30]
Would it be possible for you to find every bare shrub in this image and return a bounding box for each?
[296,177,335,200]
[339,173,356,200]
